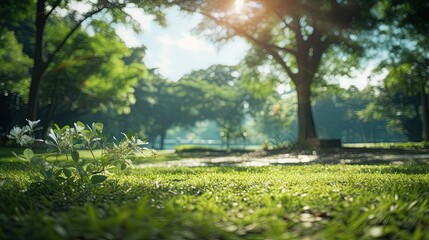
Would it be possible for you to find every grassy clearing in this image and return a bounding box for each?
[344,142,429,150]
[1,157,429,239]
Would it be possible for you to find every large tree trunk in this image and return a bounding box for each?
[27,0,46,121]
[28,70,43,121]
[296,81,318,146]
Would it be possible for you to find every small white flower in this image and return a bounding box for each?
[7,126,23,140]
[135,138,147,145]
[26,119,41,130]
[73,123,85,133]
[8,126,34,146]
[19,135,34,146]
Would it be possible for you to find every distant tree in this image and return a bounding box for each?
[174,0,378,146]
[313,85,400,143]
[178,65,263,150]
[80,67,208,150]
[362,60,428,142]
[97,70,196,150]
[370,0,429,141]
[135,74,190,149]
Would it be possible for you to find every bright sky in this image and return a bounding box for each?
[116,6,250,81]
[116,6,379,88]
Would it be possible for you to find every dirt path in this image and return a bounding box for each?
[135,149,429,168]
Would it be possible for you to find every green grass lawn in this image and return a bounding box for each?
[0,148,429,239]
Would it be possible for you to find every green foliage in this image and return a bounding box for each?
[362,49,428,142]
[177,65,264,149]
[376,0,429,34]
[39,18,146,118]
[254,94,297,143]
[312,85,403,143]
[267,134,293,150]
[365,0,429,143]
[0,0,33,27]
[239,55,280,99]
[9,120,151,188]
[1,0,171,120]
[109,72,189,149]
[0,30,32,99]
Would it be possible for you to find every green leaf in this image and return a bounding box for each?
[55,169,63,176]
[121,163,127,170]
[46,147,57,153]
[77,165,86,178]
[93,122,104,133]
[57,176,66,182]
[23,148,34,160]
[91,175,107,184]
[126,130,132,140]
[76,121,86,129]
[125,159,133,166]
[61,125,70,131]
[86,163,94,172]
[63,168,72,178]
[46,169,53,179]
[71,151,79,162]
[102,155,110,165]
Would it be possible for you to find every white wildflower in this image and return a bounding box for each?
[26,119,41,130]
[19,135,34,146]
[73,123,85,133]
[7,126,24,140]
[7,126,34,146]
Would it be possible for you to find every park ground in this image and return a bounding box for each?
[1,146,429,239]
[138,146,429,167]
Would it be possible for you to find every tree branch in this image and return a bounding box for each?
[291,14,304,49]
[198,10,298,79]
[46,0,63,19]
[268,48,298,84]
[44,6,107,70]
[274,10,294,32]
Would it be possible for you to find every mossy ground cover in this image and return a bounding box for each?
[0,148,429,239]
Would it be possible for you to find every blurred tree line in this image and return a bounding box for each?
[0,0,428,148]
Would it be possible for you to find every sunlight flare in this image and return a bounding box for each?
[233,0,245,13]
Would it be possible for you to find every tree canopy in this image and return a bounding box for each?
[0,0,171,120]
[173,0,379,145]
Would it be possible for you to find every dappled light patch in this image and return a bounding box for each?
[135,148,429,167]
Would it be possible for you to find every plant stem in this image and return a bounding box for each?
[88,144,97,162]
[87,143,105,174]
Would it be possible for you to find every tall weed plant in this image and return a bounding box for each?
[8,120,152,188]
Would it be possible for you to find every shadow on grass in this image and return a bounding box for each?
[4,145,429,175]
[0,161,28,172]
